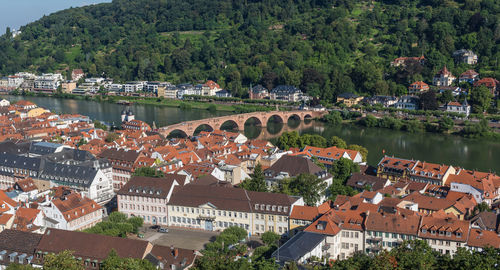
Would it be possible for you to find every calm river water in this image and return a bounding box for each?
[5,95,500,172]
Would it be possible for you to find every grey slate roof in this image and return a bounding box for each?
[39,162,98,188]
[0,140,31,155]
[272,231,325,262]
[0,152,43,173]
[270,85,302,94]
[29,142,63,156]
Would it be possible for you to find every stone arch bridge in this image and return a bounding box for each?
[158,110,326,137]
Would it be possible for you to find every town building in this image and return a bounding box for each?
[249,85,269,100]
[270,85,307,102]
[167,184,304,236]
[202,80,221,96]
[362,96,397,107]
[117,175,185,225]
[33,74,62,92]
[98,148,144,191]
[433,66,456,87]
[123,82,145,93]
[391,56,425,67]
[453,49,478,65]
[446,100,470,117]
[302,145,363,166]
[264,155,333,188]
[393,96,419,110]
[474,77,499,97]
[337,93,364,107]
[71,69,85,81]
[408,81,430,95]
[459,70,479,84]
[41,192,102,231]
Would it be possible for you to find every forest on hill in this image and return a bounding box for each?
[0,0,499,100]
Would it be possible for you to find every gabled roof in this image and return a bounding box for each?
[51,193,101,222]
[467,229,500,248]
[265,155,328,178]
[35,229,151,261]
[117,175,183,198]
[271,231,325,261]
[0,229,42,254]
[365,211,420,235]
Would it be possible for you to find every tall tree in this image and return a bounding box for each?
[240,163,267,192]
[470,85,493,113]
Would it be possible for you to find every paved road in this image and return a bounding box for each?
[138,226,264,251]
[144,227,220,250]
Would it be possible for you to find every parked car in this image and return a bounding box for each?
[158,227,169,233]
[137,233,145,238]
[150,225,160,230]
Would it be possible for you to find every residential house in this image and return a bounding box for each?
[123,82,145,93]
[61,81,77,93]
[418,216,470,256]
[363,96,397,107]
[270,85,307,102]
[264,155,333,188]
[408,161,456,186]
[446,100,470,117]
[448,169,500,205]
[215,89,231,98]
[408,81,429,95]
[346,173,390,192]
[433,66,456,87]
[71,69,85,81]
[117,175,184,225]
[41,192,102,231]
[202,80,221,96]
[249,85,269,100]
[459,70,479,84]
[393,96,419,110]
[0,99,10,107]
[453,49,478,65]
[337,93,363,107]
[365,211,420,254]
[377,156,417,181]
[34,74,62,92]
[98,149,144,190]
[474,78,499,97]
[302,145,363,166]
[391,56,425,67]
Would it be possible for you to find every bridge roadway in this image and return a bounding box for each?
[158,110,326,137]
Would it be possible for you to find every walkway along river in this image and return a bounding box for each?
[6,95,500,172]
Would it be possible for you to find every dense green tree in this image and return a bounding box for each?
[469,85,493,113]
[274,173,327,206]
[261,231,280,246]
[240,163,267,192]
[438,116,455,133]
[329,136,347,149]
[323,111,343,125]
[133,167,164,178]
[419,90,439,111]
[43,250,84,270]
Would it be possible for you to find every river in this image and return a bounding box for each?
[5,95,500,172]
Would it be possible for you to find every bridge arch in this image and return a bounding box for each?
[267,114,284,125]
[166,129,189,138]
[193,124,214,136]
[287,113,301,122]
[219,119,240,131]
[244,116,263,127]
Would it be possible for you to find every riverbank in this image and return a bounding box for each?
[321,110,500,142]
[5,92,278,113]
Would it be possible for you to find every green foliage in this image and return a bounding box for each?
[470,86,493,113]
[83,212,143,237]
[261,231,280,246]
[323,111,343,125]
[419,90,439,111]
[438,116,454,133]
[276,131,328,150]
[327,158,360,201]
[43,250,84,270]
[101,249,155,270]
[133,167,165,178]
[1,0,498,99]
[105,132,119,143]
[240,163,267,192]
[273,173,327,206]
[93,120,108,131]
[347,144,368,162]
[329,136,347,149]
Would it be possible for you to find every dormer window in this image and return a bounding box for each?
[430,230,435,235]
[446,231,451,237]
[421,229,427,234]
[456,232,462,238]
[272,205,276,211]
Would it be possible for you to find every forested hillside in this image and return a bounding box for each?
[0,0,499,100]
